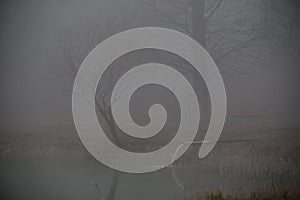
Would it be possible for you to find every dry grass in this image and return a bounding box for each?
[185,188,300,200]
[1,125,299,198]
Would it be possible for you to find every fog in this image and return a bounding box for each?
[0,0,299,130]
[0,0,299,199]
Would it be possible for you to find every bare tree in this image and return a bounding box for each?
[139,0,272,67]
[49,17,125,199]
[137,0,273,113]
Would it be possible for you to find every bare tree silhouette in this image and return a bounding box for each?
[139,0,272,67]
[138,0,274,112]
[49,18,125,199]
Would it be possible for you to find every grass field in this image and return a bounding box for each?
[185,188,300,200]
[0,125,299,199]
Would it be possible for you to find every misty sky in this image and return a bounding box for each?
[0,0,299,130]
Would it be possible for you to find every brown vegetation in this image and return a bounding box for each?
[185,188,300,200]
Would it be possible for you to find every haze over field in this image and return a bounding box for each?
[0,0,299,128]
[0,0,299,200]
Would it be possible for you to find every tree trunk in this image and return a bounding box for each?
[105,172,120,200]
[192,0,206,47]
[191,0,209,112]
